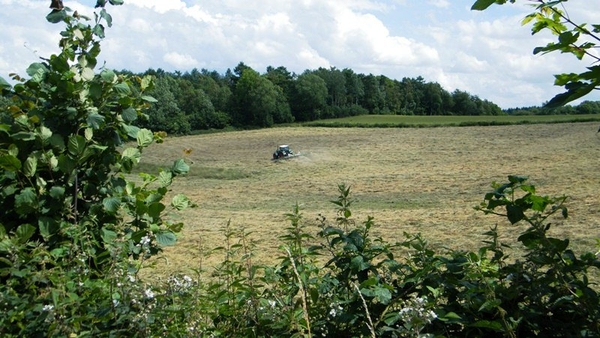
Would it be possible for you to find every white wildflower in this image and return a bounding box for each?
[140,235,151,246]
[268,300,277,308]
[329,304,343,317]
[42,304,54,312]
[144,288,155,299]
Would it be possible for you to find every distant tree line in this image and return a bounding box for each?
[505,100,600,116]
[2,62,599,135]
[122,63,507,134]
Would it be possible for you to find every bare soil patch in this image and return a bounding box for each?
[140,123,600,275]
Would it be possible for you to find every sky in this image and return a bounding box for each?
[1,0,599,109]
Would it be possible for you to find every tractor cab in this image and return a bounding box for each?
[273,145,295,159]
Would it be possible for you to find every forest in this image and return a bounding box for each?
[116,63,599,134]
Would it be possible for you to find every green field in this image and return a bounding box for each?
[301,114,600,127]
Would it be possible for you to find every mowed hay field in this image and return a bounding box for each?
[138,122,600,275]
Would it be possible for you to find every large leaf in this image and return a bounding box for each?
[16,224,36,243]
[103,197,121,214]
[101,228,117,243]
[113,82,131,95]
[86,112,105,129]
[121,107,137,122]
[15,188,38,215]
[100,69,116,83]
[46,9,67,23]
[471,0,498,11]
[58,154,76,174]
[68,135,86,156]
[171,194,190,211]
[122,147,141,163]
[158,171,173,187]
[506,204,525,224]
[39,217,59,240]
[148,202,166,219]
[136,129,153,147]
[141,95,158,103]
[155,231,177,246]
[171,158,189,175]
[99,9,112,27]
[23,156,37,178]
[0,155,21,171]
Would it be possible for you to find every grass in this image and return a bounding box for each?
[138,122,600,276]
[301,114,600,127]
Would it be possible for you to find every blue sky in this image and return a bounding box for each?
[1,0,599,108]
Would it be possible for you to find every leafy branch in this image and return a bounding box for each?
[472,0,600,107]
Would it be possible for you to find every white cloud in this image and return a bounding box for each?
[163,52,199,69]
[428,0,449,9]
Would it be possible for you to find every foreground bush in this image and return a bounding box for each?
[169,178,597,337]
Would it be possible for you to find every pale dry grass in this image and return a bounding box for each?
[139,123,600,275]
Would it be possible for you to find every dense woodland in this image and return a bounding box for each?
[2,62,599,135]
[129,63,505,134]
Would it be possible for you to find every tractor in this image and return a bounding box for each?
[272,145,298,160]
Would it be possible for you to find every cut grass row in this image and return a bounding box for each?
[300,114,600,128]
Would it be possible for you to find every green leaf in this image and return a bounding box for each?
[23,156,37,178]
[545,83,597,108]
[0,76,11,90]
[100,69,116,83]
[49,186,65,199]
[471,0,498,11]
[86,112,105,129]
[68,135,86,156]
[109,0,124,5]
[122,107,137,122]
[81,67,95,81]
[101,228,117,243]
[46,9,67,23]
[99,9,113,27]
[113,82,131,95]
[148,202,166,219]
[0,155,22,171]
[158,171,173,187]
[103,197,121,214]
[16,224,36,243]
[39,217,58,239]
[11,132,36,141]
[350,256,370,271]
[155,231,177,246]
[15,188,38,215]
[92,24,105,39]
[122,124,140,139]
[506,205,524,224]
[372,286,392,304]
[27,63,47,78]
[122,147,141,164]
[140,76,153,91]
[171,194,190,211]
[171,159,189,175]
[136,128,153,147]
[58,154,76,174]
[141,95,158,103]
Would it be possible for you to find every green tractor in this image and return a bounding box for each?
[272,145,299,160]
